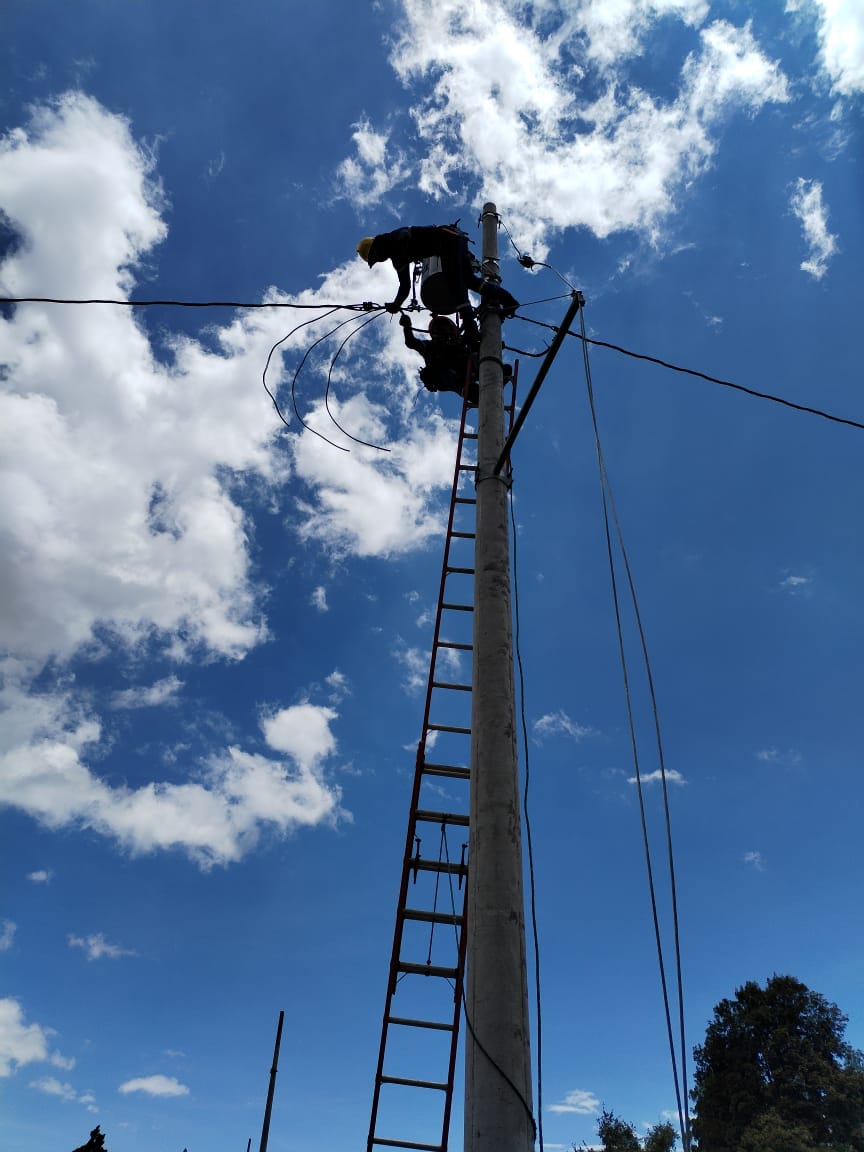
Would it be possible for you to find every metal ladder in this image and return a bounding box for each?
[367,366,517,1152]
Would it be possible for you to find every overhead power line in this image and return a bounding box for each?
[519,315,864,434]
[0,296,379,311]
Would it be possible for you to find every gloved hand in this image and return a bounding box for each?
[385,301,402,314]
[399,313,411,327]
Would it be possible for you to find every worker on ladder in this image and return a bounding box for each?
[356,224,519,330]
[400,314,512,405]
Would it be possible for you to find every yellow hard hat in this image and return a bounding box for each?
[356,236,375,264]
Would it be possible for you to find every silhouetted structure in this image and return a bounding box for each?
[72,1126,107,1152]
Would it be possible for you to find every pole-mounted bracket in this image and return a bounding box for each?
[475,466,513,489]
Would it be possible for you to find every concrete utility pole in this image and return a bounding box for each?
[464,202,534,1152]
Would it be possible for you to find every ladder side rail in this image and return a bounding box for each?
[367,391,477,1152]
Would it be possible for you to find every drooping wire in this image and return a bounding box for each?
[262,308,341,432]
[518,314,864,434]
[323,310,391,452]
[579,307,690,1151]
[510,484,544,1152]
[441,826,539,1144]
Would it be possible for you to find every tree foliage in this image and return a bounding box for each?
[593,1110,677,1152]
[691,974,864,1152]
[72,1127,107,1152]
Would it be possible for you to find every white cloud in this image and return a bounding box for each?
[28,1076,79,1103]
[111,676,184,710]
[779,572,813,592]
[809,0,864,96]
[0,998,72,1077]
[533,710,594,741]
[376,4,789,252]
[335,118,411,207]
[790,178,838,279]
[548,1087,601,1114]
[0,920,16,951]
[756,747,803,767]
[118,1074,189,1098]
[627,768,687,785]
[393,641,429,695]
[68,933,137,961]
[27,869,53,883]
[743,849,766,871]
[310,585,329,612]
[0,672,346,868]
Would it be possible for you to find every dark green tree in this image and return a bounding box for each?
[691,974,864,1152]
[644,1120,677,1152]
[597,1108,641,1152]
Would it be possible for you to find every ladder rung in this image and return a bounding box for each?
[408,858,466,877]
[372,1140,443,1151]
[454,497,476,505]
[415,809,469,826]
[387,1016,455,1032]
[436,640,472,651]
[403,908,464,925]
[431,679,471,692]
[426,723,470,735]
[395,962,459,980]
[422,762,470,780]
[451,531,475,539]
[458,464,477,472]
[445,566,474,575]
[441,602,473,612]
[463,432,478,440]
[379,1075,449,1091]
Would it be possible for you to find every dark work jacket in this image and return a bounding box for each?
[403,327,475,398]
[369,226,479,309]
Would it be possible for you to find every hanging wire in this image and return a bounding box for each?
[323,310,391,452]
[579,307,690,1151]
[497,218,578,291]
[510,486,544,1152]
[262,308,341,431]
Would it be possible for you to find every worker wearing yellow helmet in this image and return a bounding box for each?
[356,224,518,321]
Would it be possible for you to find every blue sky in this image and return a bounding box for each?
[1,1,862,1150]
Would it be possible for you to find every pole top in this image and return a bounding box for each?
[481,201,498,217]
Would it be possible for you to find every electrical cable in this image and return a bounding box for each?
[579,307,690,1151]
[497,218,577,291]
[286,311,384,453]
[518,314,864,434]
[323,311,391,452]
[262,308,341,433]
[510,484,544,1152]
[0,295,379,311]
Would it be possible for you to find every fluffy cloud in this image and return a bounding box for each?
[0,920,16,951]
[790,178,838,279]
[118,1074,189,1097]
[809,0,864,96]
[756,747,802,767]
[0,93,465,864]
[627,768,687,785]
[743,849,766,871]
[0,999,72,1077]
[111,676,184,710]
[336,119,410,207]
[310,586,329,612]
[0,672,346,867]
[337,2,789,251]
[68,933,137,961]
[548,1087,601,1114]
[28,1076,88,1105]
[27,870,53,883]
[533,709,594,741]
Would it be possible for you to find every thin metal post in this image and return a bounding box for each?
[259,1010,284,1152]
[464,202,534,1152]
